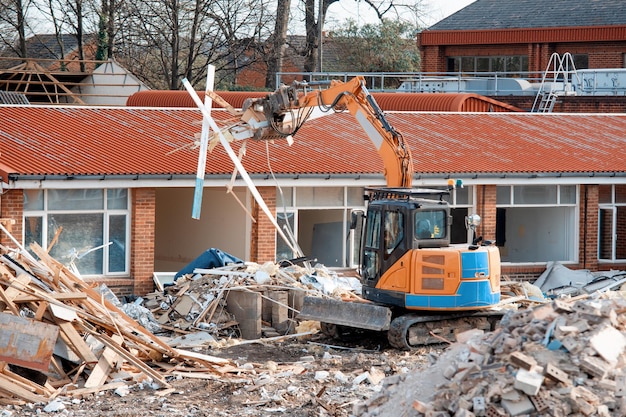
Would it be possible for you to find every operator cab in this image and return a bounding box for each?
[354,187,451,283]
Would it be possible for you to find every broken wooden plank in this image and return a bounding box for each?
[66,381,127,398]
[29,243,184,356]
[172,348,230,366]
[49,303,79,322]
[0,274,32,314]
[0,372,48,403]
[13,292,87,303]
[84,334,123,388]
[55,320,99,365]
[83,328,170,388]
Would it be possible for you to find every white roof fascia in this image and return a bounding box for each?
[4,174,626,190]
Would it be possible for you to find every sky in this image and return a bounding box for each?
[325,0,476,28]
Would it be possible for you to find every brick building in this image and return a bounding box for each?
[418,0,626,74]
[1,104,625,295]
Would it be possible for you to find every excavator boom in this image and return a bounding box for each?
[235,76,413,188]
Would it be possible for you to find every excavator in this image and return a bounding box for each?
[210,76,503,349]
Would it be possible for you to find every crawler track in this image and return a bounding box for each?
[387,311,503,350]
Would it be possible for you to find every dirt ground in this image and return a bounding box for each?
[2,333,445,417]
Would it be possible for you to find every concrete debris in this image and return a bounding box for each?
[357,291,626,417]
[534,261,626,297]
[142,261,360,342]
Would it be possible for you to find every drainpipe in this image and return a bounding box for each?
[583,185,588,268]
[481,185,485,238]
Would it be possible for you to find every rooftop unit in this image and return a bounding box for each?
[577,69,626,96]
[397,77,537,96]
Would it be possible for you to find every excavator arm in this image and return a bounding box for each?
[236,76,414,188]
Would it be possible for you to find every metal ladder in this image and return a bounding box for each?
[532,52,579,113]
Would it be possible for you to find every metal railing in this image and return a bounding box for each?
[276,70,626,97]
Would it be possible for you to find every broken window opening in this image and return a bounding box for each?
[23,189,130,276]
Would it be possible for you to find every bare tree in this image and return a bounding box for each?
[114,0,272,90]
[297,0,426,72]
[331,18,420,83]
[0,0,30,57]
[64,0,87,70]
[264,0,290,89]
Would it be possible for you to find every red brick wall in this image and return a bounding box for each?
[579,185,599,271]
[475,184,497,241]
[0,190,22,248]
[490,96,626,113]
[250,187,277,263]
[130,188,156,295]
[235,55,303,89]
[502,265,546,281]
[420,40,626,73]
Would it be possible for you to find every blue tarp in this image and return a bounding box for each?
[175,248,243,280]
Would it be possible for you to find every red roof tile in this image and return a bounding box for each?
[0,106,625,182]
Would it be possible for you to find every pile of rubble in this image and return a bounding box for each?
[139,260,361,341]
[0,228,365,408]
[358,291,626,417]
[0,239,254,406]
[5,217,624,416]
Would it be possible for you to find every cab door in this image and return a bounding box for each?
[362,204,409,289]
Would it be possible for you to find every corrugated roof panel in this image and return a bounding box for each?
[0,107,625,181]
[126,91,268,109]
[127,91,522,113]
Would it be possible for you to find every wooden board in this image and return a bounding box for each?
[0,312,59,372]
[84,334,123,388]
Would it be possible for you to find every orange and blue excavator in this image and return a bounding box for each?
[212,76,502,349]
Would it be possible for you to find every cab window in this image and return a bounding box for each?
[414,210,446,239]
[384,210,404,256]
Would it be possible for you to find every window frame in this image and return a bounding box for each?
[495,185,578,264]
[275,186,367,267]
[598,185,626,262]
[23,188,131,277]
[449,55,529,74]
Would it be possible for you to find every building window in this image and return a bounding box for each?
[572,54,588,70]
[448,56,528,74]
[275,186,366,267]
[23,189,130,276]
[276,211,296,262]
[496,185,577,263]
[598,185,626,261]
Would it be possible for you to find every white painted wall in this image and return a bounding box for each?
[154,187,250,272]
[72,60,148,106]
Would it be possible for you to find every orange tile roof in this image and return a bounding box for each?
[1,106,625,183]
